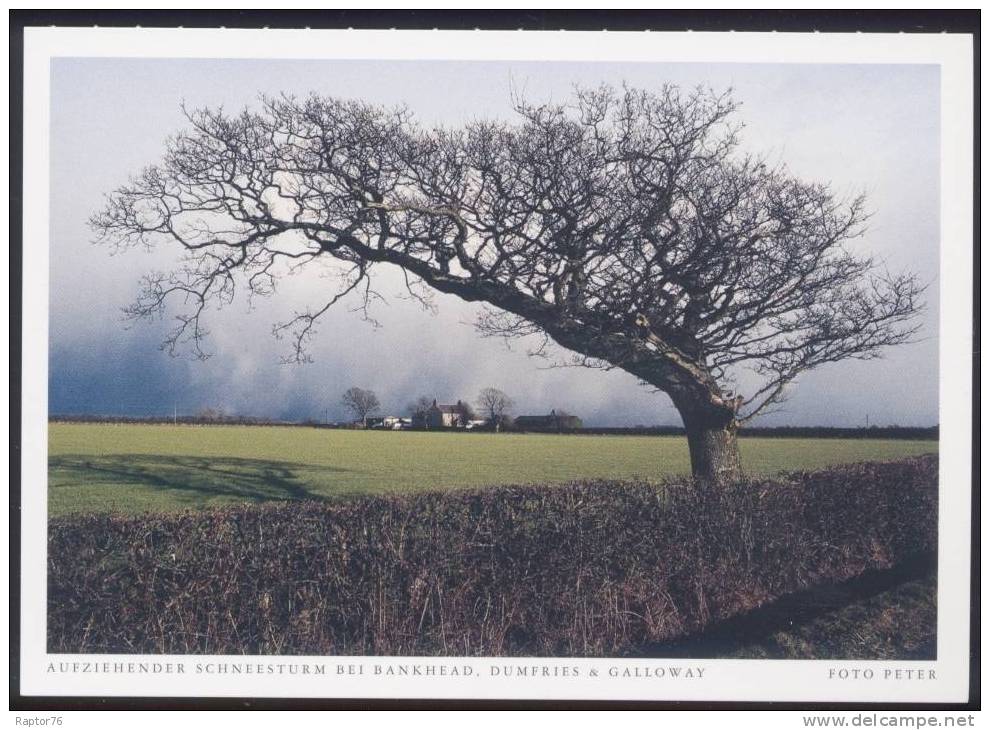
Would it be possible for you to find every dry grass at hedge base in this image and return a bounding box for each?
[48,455,937,657]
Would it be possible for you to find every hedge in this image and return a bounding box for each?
[48,455,937,656]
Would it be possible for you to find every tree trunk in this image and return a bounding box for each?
[672,393,744,484]
[684,421,742,484]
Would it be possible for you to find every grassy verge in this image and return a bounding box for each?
[727,573,936,660]
[638,556,936,660]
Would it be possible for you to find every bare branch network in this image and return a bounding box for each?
[92,84,923,479]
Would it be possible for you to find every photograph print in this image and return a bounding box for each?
[20,26,974,704]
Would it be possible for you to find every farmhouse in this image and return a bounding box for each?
[417,399,473,429]
[513,409,583,432]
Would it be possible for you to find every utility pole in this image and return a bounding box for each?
[173,403,177,425]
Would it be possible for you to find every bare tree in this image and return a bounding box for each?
[341,387,380,425]
[407,395,435,423]
[196,406,227,423]
[91,85,922,482]
[477,388,514,431]
[455,400,477,422]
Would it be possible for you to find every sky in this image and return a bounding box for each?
[48,58,940,427]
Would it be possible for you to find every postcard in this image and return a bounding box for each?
[15,23,975,705]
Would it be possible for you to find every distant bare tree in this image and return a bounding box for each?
[92,85,922,481]
[456,400,477,421]
[341,387,380,425]
[407,395,435,423]
[196,406,227,423]
[477,388,514,431]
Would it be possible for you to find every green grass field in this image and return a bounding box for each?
[47,423,938,516]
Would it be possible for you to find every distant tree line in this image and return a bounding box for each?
[742,425,938,440]
[556,425,939,440]
[49,413,294,427]
[48,413,937,441]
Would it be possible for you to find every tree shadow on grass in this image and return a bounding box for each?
[49,454,344,506]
